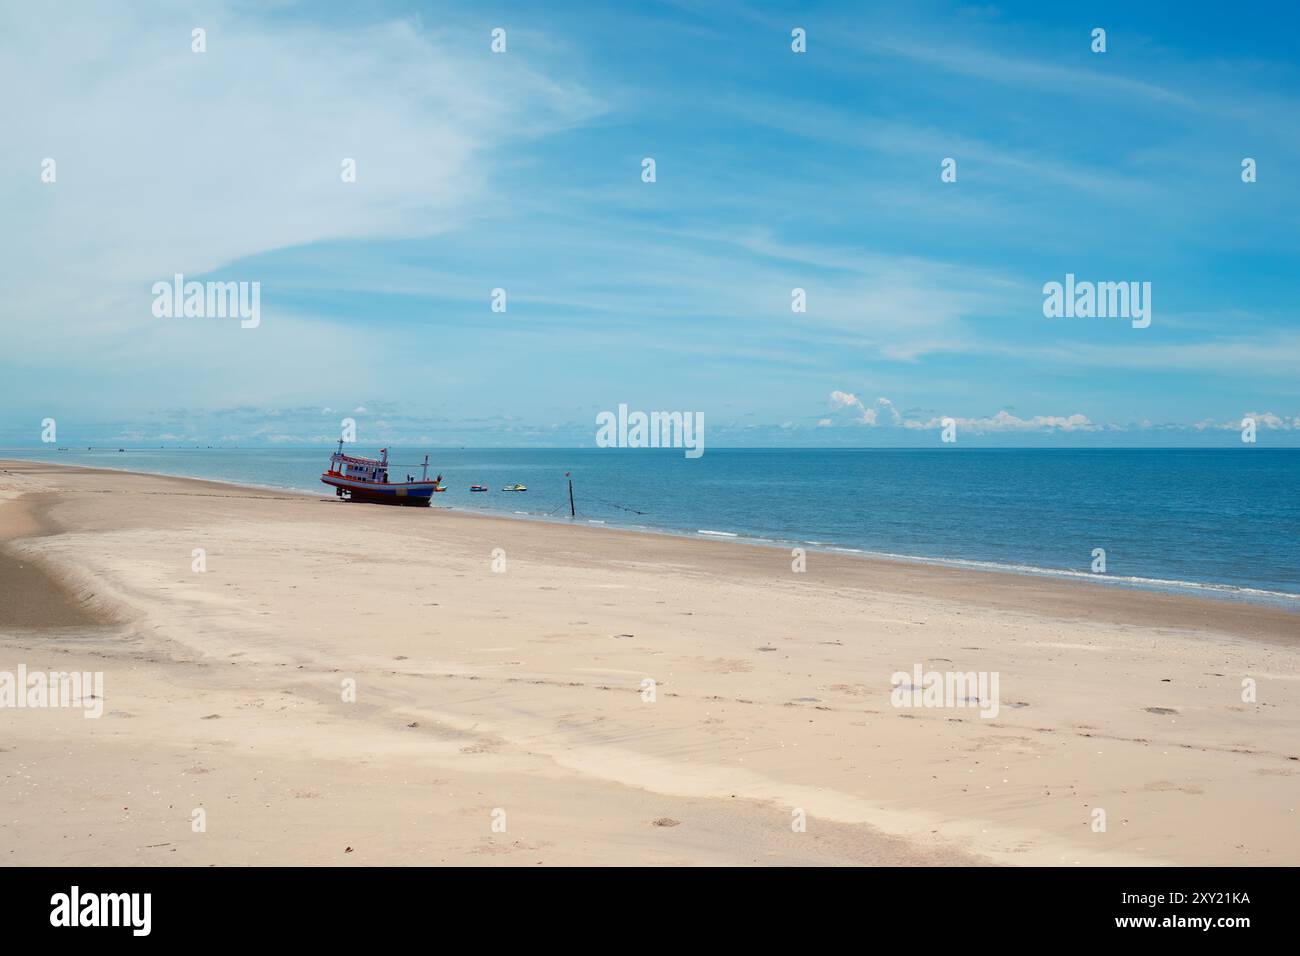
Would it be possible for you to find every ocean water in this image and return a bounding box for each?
[4,446,1299,606]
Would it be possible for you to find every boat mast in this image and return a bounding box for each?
[422,455,429,482]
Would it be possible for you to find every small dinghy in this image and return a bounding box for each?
[502,483,527,492]
[470,485,488,492]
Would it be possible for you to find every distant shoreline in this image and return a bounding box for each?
[4,457,1297,642]
[3,452,1298,612]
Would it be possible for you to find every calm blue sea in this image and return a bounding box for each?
[5,446,1299,606]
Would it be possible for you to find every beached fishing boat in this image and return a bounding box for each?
[321,441,444,506]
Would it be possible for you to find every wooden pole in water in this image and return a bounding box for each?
[567,472,575,517]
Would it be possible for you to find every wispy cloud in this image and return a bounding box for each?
[0,0,603,398]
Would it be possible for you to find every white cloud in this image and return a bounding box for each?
[830,391,1096,432]
[1244,412,1300,430]
[830,391,904,426]
[828,391,1300,434]
[918,410,1097,433]
[1194,412,1300,431]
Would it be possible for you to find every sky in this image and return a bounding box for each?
[2,0,1298,447]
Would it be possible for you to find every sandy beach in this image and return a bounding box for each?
[1,458,1296,866]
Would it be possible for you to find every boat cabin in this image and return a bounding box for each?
[327,443,390,484]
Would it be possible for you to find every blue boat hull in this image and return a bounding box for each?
[321,474,438,506]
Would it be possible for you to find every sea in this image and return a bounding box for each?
[4,446,1298,608]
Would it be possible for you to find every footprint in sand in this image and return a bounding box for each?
[697,657,753,674]
[1145,780,1203,794]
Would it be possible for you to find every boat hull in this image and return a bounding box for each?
[321,474,437,506]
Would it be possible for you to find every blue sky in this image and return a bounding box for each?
[2,0,1298,446]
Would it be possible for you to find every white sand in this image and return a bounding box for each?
[2,459,1297,866]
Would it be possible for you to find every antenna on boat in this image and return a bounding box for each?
[567,472,575,518]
